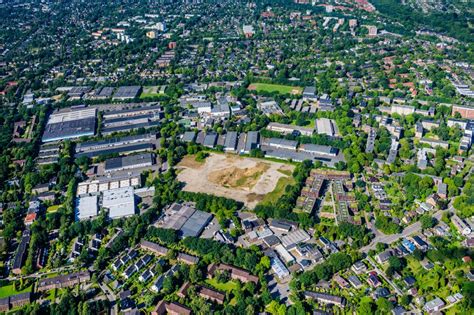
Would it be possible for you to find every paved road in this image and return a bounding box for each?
[366,257,403,296]
[361,209,444,253]
[362,166,473,253]
[99,282,118,315]
[267,275,291,306]
[6,265,76,281]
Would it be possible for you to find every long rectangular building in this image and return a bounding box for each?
[102,104,162,120]
[101,120,161,135]
[76,133,156,153]
[266,122,313,136]
[37,271,90,291]
[304,291,346,308]
[104,153,154,172]
[42,108,97,142]
[76,143,154,159]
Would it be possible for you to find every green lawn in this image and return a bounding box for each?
[47,205,61,213]
[0,284,32,299]
[260,176,295,205]
[205,278,238,292]
[248,83,303,95]
[291,119,315,129]
[140,86,165,98]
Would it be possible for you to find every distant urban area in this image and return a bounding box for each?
[0,0,473,314]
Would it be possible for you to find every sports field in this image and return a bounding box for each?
[248,83,303,95]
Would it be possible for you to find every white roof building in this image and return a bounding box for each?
[270,256,290,279]
[275,244,295,264]
[315,118,336,137]
[102,187,136,219]
[75,195,99,221]
[281,229,311,249]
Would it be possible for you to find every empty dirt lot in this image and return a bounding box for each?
[177,153,295,209]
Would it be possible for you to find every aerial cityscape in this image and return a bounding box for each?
[0,0,473,314]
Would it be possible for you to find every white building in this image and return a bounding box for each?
[275,244,295,264]
[270,256,290,279]
[102,187,136,219]
[315,118,336,137]
[451,214,471,236]
[391,104,415,116]
[75,195,99,221]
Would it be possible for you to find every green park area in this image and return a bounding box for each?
[248,83,303,95]
[0,284,32,299]
[205,278,238,293]
[260,175,295,205]
[140,86,166,98]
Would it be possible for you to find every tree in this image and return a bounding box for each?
[195,151,209,162]
[376,297,393,313]
[189,265,202,284]
[420,215,436,230]
[358,297,375,315]
[376,242,387,253]
[413,248,424,261]
[399,295,411,307]
[388,256,403,271]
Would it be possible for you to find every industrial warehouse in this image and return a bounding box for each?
[156,203,213,238]
[42,107,97,142]
[75,133,158,158]
[101,104,163,135]
[104,153,155,173]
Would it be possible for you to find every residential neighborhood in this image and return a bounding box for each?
[0,0,472,314]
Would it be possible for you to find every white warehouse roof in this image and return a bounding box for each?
[75,195,99,221]
[102,187,136,219]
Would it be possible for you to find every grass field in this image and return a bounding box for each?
[248,83,303,95]
[0,284,32,299]
[292,119,315,129]
[140,86,165,99]
[47,205,61,213]
[205,278,238,292]
[260,176,295,205]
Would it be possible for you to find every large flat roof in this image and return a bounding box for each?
[42,117,96,142]
[315,118,335,136]
[75,195,99,221]
[76,133,155,152]
[102,187,135,219]
[180,210,213,237]
[101,120,160,134]
[113,86,141,99]
[76,143,154,159]
[105,153,154,171]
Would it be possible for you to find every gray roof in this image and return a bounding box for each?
[101,120,160,134]
[301,144,337,156]
[113,86,141,99]
[76,143,154,159]
[42,117,96,142]
[182,131,196,143]
[180,210,213,237]
[105,153,154,171]
[265,138,298,150]
[203,133,217,147]
[244,131,259,152]
[224,132,238,150]
[95,87,115,97]
[76,133,155,152]
[303,86,316,95]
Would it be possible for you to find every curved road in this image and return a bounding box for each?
[361,209,444,253]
